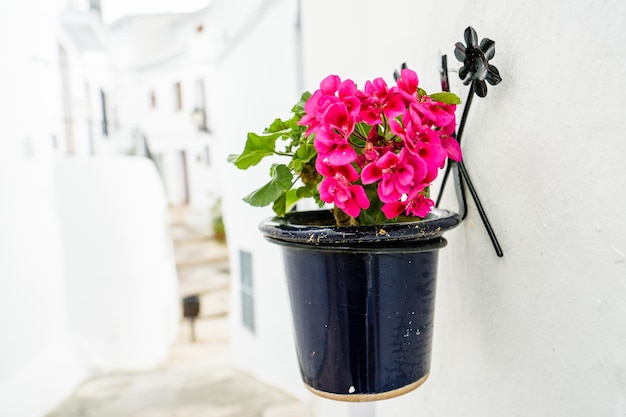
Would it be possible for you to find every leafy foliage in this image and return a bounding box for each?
[230,70,462,226]
[228,92,323,215]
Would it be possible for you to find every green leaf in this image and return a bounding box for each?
[242,164,293,207]
[296,184,316,198]
[354,122,372,139]
[295,142,316,163]
[291,91,312,114]
[265,118,290,134]
[231,132,282,169]
[285,189,300,211]
[272,192,287,217]
[429,92,461,105]
[273,188,303,217]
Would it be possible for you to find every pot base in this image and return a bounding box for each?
[304,373,430,402]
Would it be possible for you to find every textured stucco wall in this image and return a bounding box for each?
[301,0,626,416]
[217,0,626,414]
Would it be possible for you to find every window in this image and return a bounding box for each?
[90,0,101,13]
[100,89,108,137]
[239,251,256,333]
[174,82,183,111]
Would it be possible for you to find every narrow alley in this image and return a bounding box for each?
[45,207,307,417]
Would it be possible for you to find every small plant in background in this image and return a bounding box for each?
[211,198,226,243]
[229,68,461,226]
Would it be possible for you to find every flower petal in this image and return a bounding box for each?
[397,68,419,95]
[320,75,340,94]
[382,202,406,219]
[473,80,488,97]
[454,42,467,62]
[480,38,496,60]
[361,162,382,185]
[486,65,502,86]
[459,66,471,85]
[327,144,357,166]
[464,26,478,48]
[440,136,463,162]
[408,195,434,218]
[351,185,370,209]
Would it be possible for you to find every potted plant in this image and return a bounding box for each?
[229,67,463,401]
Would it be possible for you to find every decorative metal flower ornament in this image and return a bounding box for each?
[434,26,505,257]
[454,26,502,97]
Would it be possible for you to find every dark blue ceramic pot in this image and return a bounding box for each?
[259,208,461,402]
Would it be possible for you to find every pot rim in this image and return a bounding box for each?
[259,208,461,247]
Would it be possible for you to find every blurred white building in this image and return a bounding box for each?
[108,8,220,208]
[0,1,181,416]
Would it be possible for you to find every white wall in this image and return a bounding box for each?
[0,0,66,159]
[297,0,626,416]
[55,157,180,371]
[0,160,85,417]
[211,0,626,415]
[0,157,180,417]
[210,0,310,400]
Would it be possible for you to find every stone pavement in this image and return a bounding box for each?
[46,207,309,417]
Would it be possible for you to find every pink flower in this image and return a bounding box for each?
[412,129,448,183]
[299,90,337,134]
[320,74,341,94]
[396,68,419,97]
[361,149,427,203]
[314,102,357,166]
[291,70,462,221]
[299,76,361,135]
[358,78,405,125]
[440,136,462,162]
[381,188,434,219]
[390,118,448,183]
[337,79,361,117]
[316,160,370,218]
[410,99,456,129]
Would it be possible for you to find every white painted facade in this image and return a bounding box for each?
[0,1,180,416]
[208,0,311,399]
[213,0,626,416]
[108,10,221,209]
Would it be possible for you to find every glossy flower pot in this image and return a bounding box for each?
[259,208,461,402]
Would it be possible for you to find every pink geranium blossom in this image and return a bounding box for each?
[314,102,358,165]
[382,188,434,219]
[296,68,461,221]
[389,116,449,183]
[361,149,427,203]
[235,65,464,223]
[396,68,419,98]
[299,75,360,135]
[317,160,370,218]
[358,78,405,125]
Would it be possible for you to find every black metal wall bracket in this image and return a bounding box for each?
[435,26,504,257]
